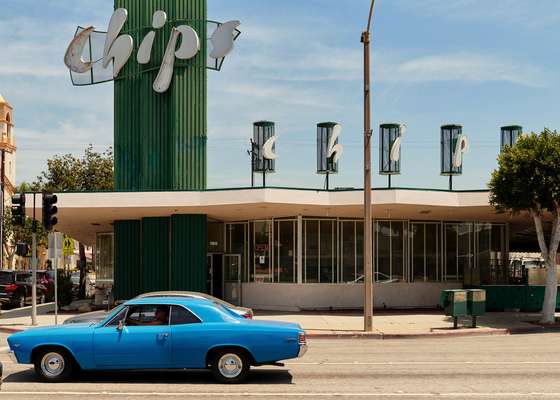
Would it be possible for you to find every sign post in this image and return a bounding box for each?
[48,232,63,325]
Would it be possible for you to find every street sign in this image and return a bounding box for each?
[63,237,74,257]
[48,232,63,258]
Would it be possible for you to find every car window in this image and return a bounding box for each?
[16,273,31,283]
[106,306,128,326]
[0,272,13,284]
[125,305,170,326]
[170,305,201,325]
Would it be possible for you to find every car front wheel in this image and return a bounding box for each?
[210,350,250,384]
[34,349,74,382]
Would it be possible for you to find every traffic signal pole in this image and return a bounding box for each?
[31,193,37,326]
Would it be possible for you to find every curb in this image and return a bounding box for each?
[305,326,560,339]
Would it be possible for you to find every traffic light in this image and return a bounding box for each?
[11,193,25,226]
[42,192,58,231]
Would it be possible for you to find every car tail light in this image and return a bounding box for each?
[4,284,17,292]
[243,313,252,319]
[298,332,306,345]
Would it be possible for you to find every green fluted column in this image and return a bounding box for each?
[112,0,209,299]
[114,0,207,191]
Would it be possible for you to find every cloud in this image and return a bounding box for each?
[381,52,546,87]
[400,0,560,28]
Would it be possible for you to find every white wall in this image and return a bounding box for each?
[241,282,462,311]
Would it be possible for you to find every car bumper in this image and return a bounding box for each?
[298,344,308,357]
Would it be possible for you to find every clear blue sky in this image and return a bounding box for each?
[1,0,559,190]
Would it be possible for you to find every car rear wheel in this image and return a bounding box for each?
[210,350,250,384]
[34,348,74,382]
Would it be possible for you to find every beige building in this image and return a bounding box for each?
[0,94,18,269]
[0,94,16,199]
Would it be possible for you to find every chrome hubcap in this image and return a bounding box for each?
[41,352,65,377]
[218,353,243,378]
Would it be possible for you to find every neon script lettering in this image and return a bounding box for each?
[64,8,240,93]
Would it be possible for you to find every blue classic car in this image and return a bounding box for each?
[7,297,307,383]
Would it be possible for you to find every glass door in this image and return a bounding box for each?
[223,254,242,306]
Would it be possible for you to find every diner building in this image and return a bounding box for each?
[39,186,539,311]
[45,0,546,312]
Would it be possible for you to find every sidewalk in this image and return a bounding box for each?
[253,310,560,339]
[1,307,559,338]
[0,303,77,333]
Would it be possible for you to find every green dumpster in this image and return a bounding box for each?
[466,289,486,328]
[441,289,467,329]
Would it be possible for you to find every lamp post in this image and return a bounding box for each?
[361,0,376,332]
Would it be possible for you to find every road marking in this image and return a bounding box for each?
[3,392,560,397]
[287,361,560,365]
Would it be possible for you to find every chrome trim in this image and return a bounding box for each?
[40,352,65,378]
[217,353,243,379]
[298,344,308,358]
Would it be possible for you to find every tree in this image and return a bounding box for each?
[34,145,114,299]
[489,129,560,323]
[2,207,47,269]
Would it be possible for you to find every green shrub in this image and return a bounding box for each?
[47,269,72,307]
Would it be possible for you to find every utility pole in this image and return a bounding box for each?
[31,193,37,326]
[361,0,376,332]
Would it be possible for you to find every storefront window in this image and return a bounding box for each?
[477,223,506,285]
[425,223,439,281]
[304,220,319,283]
[375,220,406,282]
[376,221,391,280]
[253,221,272,283]
[207,222,225,253]
[341,220,365,283]
[411,222,440,282]
[275,220,296,283]
[444,223,472,281]
[96,233,114,282]
[226,223,248,281]
[320,220,335,283]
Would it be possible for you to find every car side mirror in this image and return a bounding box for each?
[117,320,124,331]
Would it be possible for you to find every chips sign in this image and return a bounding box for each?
[64,8,241,93]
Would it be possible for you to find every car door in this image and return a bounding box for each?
[169,305,207,368]
[93,304,172,368]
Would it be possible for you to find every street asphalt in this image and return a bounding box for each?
[1,332,560,399]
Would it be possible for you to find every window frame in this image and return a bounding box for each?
[169,304,202,325]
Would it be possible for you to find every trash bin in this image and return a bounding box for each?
[466,289,486,328]
[441,289,468,329]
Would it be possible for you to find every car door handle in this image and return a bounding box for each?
[157,333,169,340]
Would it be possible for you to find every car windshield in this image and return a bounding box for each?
[15,273,31,283]
[0,272,13,284]
[100,305,125,326]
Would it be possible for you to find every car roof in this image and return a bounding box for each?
[124,296,214,307]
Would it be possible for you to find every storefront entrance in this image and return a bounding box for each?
[207,253,242,305]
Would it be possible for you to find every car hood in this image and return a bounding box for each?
[9,322,94,340]
[64,310,108,324]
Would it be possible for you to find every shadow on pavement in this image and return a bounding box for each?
[4,368,294,385]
